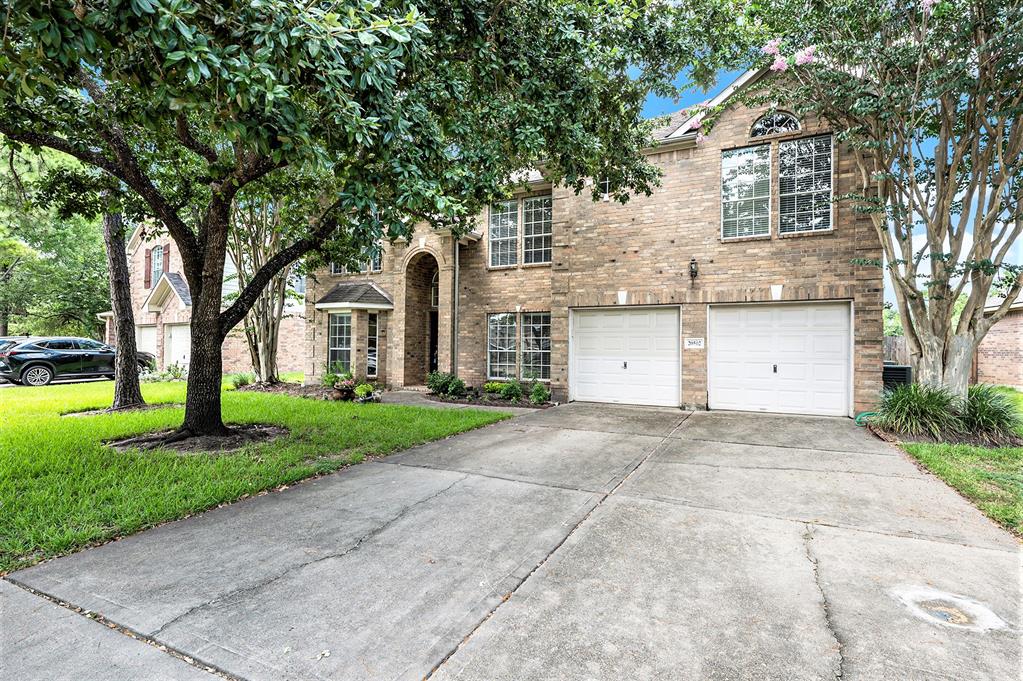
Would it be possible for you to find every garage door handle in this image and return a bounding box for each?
[622,361,628,369]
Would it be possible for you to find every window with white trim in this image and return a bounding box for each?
[488,200,518,267]
[522,196,553,264]
[327,313,352,372]
[521,312,551,380]
[151,245,164,283]
[366,313,378,378]
[779,134,833,234]
[368,247,383,272]
[330,262,347,275]
[430,271,439,308]
[751,112,800,137]
[721,145,770,239]
[487,313,517,379]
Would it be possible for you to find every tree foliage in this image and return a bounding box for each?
[746,0,1023,395]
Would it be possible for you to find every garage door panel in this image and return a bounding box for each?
[709,303,850,417]
[570,307,680,407]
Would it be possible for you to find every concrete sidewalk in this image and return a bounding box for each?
[6,404,1018,680]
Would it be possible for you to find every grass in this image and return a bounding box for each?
[902,387,1023,536]
[0,381,508,574]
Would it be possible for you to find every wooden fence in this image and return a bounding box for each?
[883,336,910,365]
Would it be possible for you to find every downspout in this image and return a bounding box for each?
[451,238,459,376]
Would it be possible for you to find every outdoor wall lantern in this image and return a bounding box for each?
[689,257,699,280]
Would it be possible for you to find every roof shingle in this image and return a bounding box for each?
[315,282,393,308]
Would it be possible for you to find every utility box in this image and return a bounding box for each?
[883,364,913,390]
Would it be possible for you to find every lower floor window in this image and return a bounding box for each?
[328,313,352,372]
[367,313,378,378]
[521,313,551,380]
[487,313,517,379]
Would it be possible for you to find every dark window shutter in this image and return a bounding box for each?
[144,249,152,288]
[163,245,170,273]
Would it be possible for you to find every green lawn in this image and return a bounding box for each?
[902,387,1023,536]
[0,381,508,574]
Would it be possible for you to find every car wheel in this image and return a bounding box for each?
[22,365,54,387]
[105,374,116,380]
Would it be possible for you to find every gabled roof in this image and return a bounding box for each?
[315,282,394,310]
[142,272,192,312]
[663,67,768,141]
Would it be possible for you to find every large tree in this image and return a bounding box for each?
[747,0,1022,397]
[0,0,742,438]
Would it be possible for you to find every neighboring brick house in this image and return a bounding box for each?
[304,69,884,417]
[977,299,1023,389]
[99,227,306,374]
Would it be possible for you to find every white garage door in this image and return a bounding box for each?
[708,302,851,417]
[163,323,192,367]
[135,325,158,354]
[570,307,680,407]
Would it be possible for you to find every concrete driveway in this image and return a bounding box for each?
[4,404,1018,680]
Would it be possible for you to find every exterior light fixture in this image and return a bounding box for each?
[689,257,699,280]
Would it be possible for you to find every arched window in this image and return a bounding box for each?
[430,271,439,308]
[751,111,800,137]
[151,245,164,283]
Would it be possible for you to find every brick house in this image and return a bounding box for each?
[99,227,306,374]
[977,299,1023,389]
[304,70,884,417]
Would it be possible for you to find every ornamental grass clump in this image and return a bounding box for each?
[870,384,963,441]
[961,384,1023,445]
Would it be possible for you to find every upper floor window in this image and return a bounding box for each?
[332,242,383,275]
[751,112,800,137]
[721,145,770,239]
[489,200,519,267]
[151,245,164,284]
[779,135,833,234]
[330,262,347,275]
[522,196,553,264]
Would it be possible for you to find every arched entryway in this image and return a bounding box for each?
[403,251,440,384]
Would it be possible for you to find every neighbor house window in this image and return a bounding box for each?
[487,313,517,379]
[330,262,347,275]
[522,196,553,264]
[369,247,383,272]
[751,111,800,137]
[366,313,378,378]
[151,245,164,283]
[779,134,833,234]
[721,145,770,239]
[521,312,551,380]
[489,200,519,267]
[327,313,352,372]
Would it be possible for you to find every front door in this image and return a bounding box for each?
[429,311,439,373]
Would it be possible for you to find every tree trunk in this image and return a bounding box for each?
[180,308,230,437]
[0,309,8,336]
[103,213,145,410]
[911,332,973,400]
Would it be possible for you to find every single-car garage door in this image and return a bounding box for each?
[708,302,851,417]
[163,323,192,367]
[135,325,158,355]
[570,307,680,407]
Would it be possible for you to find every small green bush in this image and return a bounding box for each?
[321,362,351,387]
[962,384,1023,443]
[354,383,375,399]
[529,382,550,405]
[500,379,523,401]
[426,371,455,395]
[447,377,467,398]
[483,381,505,394]
[230,373,253,389]
[870,383,963,440]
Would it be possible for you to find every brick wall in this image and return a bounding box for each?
[304,98,884,414]
[977,309,1023,388]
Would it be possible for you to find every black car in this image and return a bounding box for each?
[0,337,156,386]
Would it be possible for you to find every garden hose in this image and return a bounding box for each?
[854,411,875,427]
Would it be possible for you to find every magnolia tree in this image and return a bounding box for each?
[746,0,1022,397]
[0,0,744,438]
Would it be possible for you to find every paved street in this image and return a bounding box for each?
[4,404,1018,680]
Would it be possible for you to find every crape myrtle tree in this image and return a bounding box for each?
[0,0,745,438]
[744,0,1023,397]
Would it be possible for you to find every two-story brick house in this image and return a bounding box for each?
[99,227,306,375]
[304,70,884,416]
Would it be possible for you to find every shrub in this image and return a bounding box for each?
[426,371,456,395]
[483,381,505,394]
[500,379,523,401]
[870,383,963,440]
[230,373,253,389]
[962,384,1023,444]
[529,382,550,405]
[321,362,351,387]
[447,377,467,398]
[354,383,375,399]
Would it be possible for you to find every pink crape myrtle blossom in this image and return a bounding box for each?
[922,0,937,13]
[761,38,782,55]
[794,46,816,65]
[696,132,706,144]
[770,56,788,72]
[690,116,703,130]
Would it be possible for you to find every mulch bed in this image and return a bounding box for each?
[867,423,1023,448]
[424,394,553,409]
[106,424,289,454]
[237,381,336,400]
[62,403,184,418]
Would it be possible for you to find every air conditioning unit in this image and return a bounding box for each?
[882,364,913,390]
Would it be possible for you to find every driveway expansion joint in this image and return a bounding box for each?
[425,411,694,678]
[802,523,846,679]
